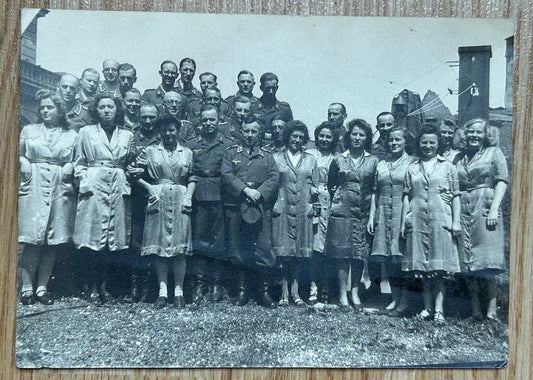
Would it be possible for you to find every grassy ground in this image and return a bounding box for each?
[15,296,508,369]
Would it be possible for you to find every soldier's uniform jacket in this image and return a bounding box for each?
[65,101,92,132]
[371,137,388,161]
[224,92,259,116]
[188,132,234,202]
[98,82,121,99]
[190,113,238,141]
[185,98,230,121]
[221,144,279,207]
[174,79,202,103]
[123,116,141,133]
[251,96,293,132]
[141,84,171,114]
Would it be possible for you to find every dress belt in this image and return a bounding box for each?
[461,183,492,192]
[154,179,183,185]
[196,170,221,177]
[87,160,125,169]
[31,158,65,166]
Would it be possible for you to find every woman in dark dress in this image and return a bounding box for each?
[326,119,378,310]
[18,90,77,305]
[455,118,508,320]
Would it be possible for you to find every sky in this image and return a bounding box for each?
[31,9,514,131]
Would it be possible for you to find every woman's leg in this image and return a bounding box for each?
[386,263,402,310]
[309,252,320,304]
[466,276,483,318]
[153,256,168,308]
[419,278,434,319]
[279,258,289,304]
[172,256,187,299]
[337,259,350,306]
[18,243,40,300]
[290,258,303,303]
[433,278,445,321]
[350,259,364,306]
[35,245,56,296]
[486,277,498,319]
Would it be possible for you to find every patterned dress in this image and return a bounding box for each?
[455,147,508,273]
[139,143,196,257]
[18,124,77,245]
[325,151,378,260]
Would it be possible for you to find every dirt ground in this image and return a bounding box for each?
[15,294,508,369]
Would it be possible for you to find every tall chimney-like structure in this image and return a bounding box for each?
[505,36,514,111]
[457,45,492,126]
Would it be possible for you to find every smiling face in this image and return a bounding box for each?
[237,73,255,95]
[200,108,219,135]
[287,130,305,153]
[39,98,59,126]
[122,91,141,117]
[376,114,395,135]
[160,62,178,87]
[419,133,439,159]
[439,123,455,148]
[349,126,367,151]
[199,74,217,93]
[388,129,406,156]
[466,121,486,150]
[242,121,262,148]
[161,122,179,147]
[317,127,334,152]
[96,98,117,125]
[163,92,183,116]
[204,89,221,109]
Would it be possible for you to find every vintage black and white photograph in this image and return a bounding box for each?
[16,9,513,368]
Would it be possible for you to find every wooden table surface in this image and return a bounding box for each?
[1,0,531,378]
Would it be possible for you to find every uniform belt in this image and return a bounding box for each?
[30,158,65,166]
[461,183,492,192]
[196,170,221,177]
[87,160,125,169]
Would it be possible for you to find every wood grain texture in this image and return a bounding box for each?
[1,0,531,378]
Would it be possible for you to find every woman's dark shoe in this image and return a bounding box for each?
[236,289,249,306]
[154,296,167,309]
[294,298,307,307]
[308,292,318,306]
[258,292,277,309]
[21,291,36,305]
[386,308,410,318]
[339,304,352,312]
[36,291,54,305]
[174,295,185,309]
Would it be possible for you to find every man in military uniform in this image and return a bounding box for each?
[262,115,286,153]
[117,63,137,99]
[189,88,234,139]
[161,91,195,144]
[126,102,161,303]
[56,73,90,131]
[99,59,121,98]
[174,58,202,103]
[251,72,293,134]
[224,70,258,116]
[371,111,396,160]
[224,95,252,141]
[122,88,142,131]
[141,60,179,110]
[221,115,279,308]
[186,73,229,120]
[188,105,234,303]
[327,103,348,152]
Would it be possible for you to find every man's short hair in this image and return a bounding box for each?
[237,70,254,79]
[199,72,217,82]
[124,88,141,97]
[260,72,279,86]
[329,103,347,115]
[179,58,196,70]
[81,68,99,78]
[118,63,137,76]
[160,60,177,71]
[199,104,219,116]
[376,111,394,121]
[243,114,265,130]
[204,87,222,98]
[233,95,252,105]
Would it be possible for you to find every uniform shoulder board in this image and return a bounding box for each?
[260,146,273,153]
[181,120,193,126]
[279,101,291,107]
[226,144,239,150]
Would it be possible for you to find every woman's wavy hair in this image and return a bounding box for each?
[415,124,445,156]
[282,120,309,148]
[384,126,408,153]
[89,93,125,126]
[463,118,490,148]
[313,121,338,152]
[35,89,69,129]
[344,118,373,152]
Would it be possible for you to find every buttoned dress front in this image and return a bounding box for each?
[18,124,78,245]
[139,143,196,257]
[455,147,508,273]
[325,151,378,260]
[272,149,318,258]
[371,152,416,263]
[306,148,335,253]
[402,157,460,274]
[221,145,279,267]
[73,124,134,252]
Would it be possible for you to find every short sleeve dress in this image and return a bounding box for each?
[325,151,378,260]
[18,124,78,246]
[140,143,196,257]
[402,156,460,274]
[455,146,509,274]
[370,152,416,263]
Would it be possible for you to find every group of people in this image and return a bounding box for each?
[18,58,508,323]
